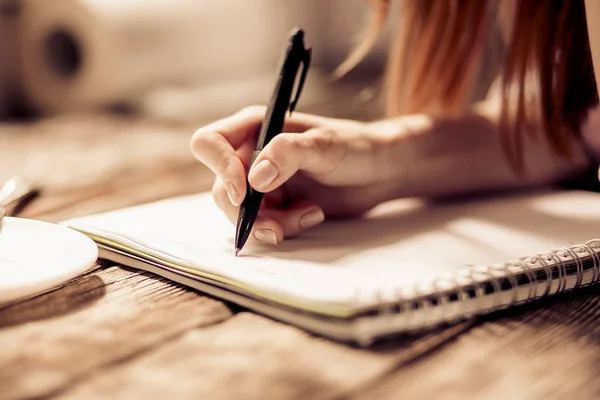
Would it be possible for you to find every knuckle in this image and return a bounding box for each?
[266,136,300,166]
[310,128,347,172]
[278,134,310,152]
[239,105,266,118]
[309,128,338,151]
[275,134,295,151]
[190,127,211,154]
[224,155,243,177]
[215,157,231,178]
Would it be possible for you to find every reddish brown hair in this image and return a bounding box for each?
[338,0,599,172]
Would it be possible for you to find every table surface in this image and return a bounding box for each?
[2,106,600,400]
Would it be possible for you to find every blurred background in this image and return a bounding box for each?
[0,0,392,123]
[0,0,505,214]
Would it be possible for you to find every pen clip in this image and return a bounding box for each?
[289,47,311,115]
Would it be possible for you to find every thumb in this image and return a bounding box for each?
[248,129,346,193]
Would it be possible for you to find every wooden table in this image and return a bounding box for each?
[2,108,600,400]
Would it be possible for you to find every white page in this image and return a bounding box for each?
[66,189,600,313]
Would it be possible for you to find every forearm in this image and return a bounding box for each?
[370,101,590,199]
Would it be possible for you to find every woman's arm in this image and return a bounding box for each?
[371,98,590,200]
[585,1,600,99]
[371,1,600,200]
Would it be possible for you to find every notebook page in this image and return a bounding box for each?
[66,189,600,313]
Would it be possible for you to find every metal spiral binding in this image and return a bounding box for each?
[360,239,600,333]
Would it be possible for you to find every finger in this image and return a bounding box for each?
[260,200,325,237]
[191,107,325,205]
[248,129,346,193]
[215,178,324,239]
[191,109,264,206]
[236,140,258,170]
[212,179,284,245]
[192,106,324,153]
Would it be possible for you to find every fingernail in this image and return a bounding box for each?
[249,160,278,190]
[226,181,240,206]
[254,229,278,245]
[300,208,325,229]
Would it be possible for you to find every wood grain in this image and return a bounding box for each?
[54,314,472,400]
[355,288,600,400]
[3,111,600,400]
[0,265,232,399]
[0,113,231,399]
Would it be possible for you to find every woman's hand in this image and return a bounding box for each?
[190,106,403,245]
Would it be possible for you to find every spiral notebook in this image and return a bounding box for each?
[65,189,600,345]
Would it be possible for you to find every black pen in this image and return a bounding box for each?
[234,28,311,256]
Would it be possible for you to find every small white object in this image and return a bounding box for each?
[0,217,98,304]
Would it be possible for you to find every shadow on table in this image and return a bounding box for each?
[480,284,600,339]
[362,284,600,371]
[0,273,106,329]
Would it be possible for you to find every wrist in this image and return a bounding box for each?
[365,115,433,201]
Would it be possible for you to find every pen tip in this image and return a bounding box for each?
[235,249,240,257]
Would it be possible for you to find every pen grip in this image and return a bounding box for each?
[244,149,266,203]
[250,149,262,168]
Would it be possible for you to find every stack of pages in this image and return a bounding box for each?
[66,189,600,345]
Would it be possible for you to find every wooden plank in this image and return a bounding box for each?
[52,314,472,400]
[0,265,232,399]
[0,113,232,399]
[23,162,214,222]
[354,288,600,400]
[0,114,198,192]
[0,114,216,221]
[4,111,600,400]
